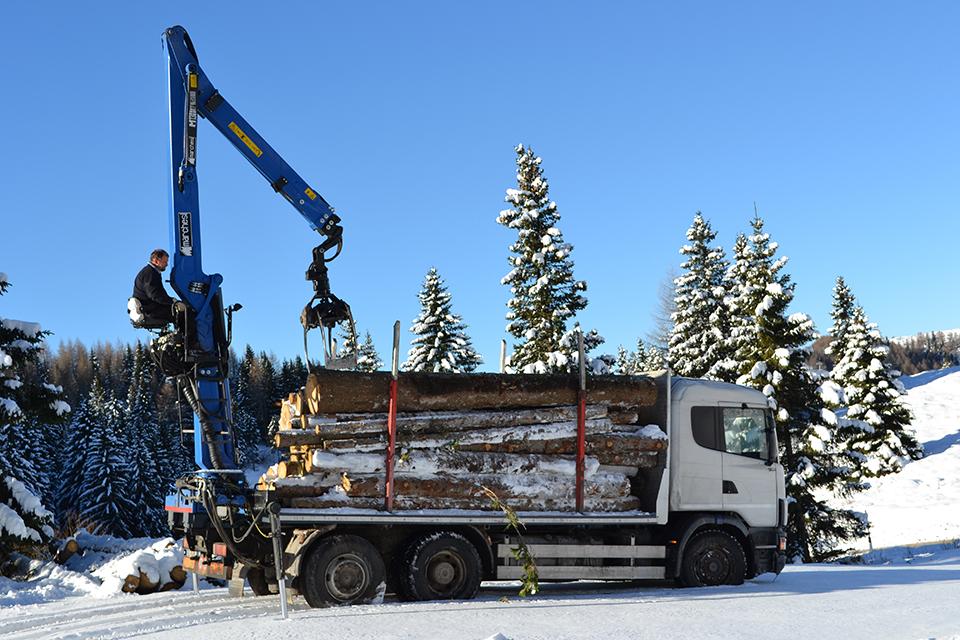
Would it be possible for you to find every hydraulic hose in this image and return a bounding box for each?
[178,376,225,470]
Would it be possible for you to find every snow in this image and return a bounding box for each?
[837,366,960,549]
[0,397,22,416]
[0,318,42,338]
[3,550,960,639]
[0,502,41,542]
[5,477,52,519]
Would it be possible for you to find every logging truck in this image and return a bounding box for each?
[151,27,785,609]
[166,369,787,606]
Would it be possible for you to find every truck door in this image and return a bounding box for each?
[717,404,780,527]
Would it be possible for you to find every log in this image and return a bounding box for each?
[308,449,600,478]
[273,472,632,502]
[316,418,617,453]
[53,538,80,565]
[136,570,160,595]
[285,494,641,512]
[302,370,657,414]
[274,405,609,448]
[121,573,141,593]
[305,373,323,414]
[159,566,187,592]
[277,460,303,478]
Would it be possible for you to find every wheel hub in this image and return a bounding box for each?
[426,551,465,593]
[696,548,730,584]
[326,554,368,600]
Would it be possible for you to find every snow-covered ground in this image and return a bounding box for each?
[839,366,960,549]
[2,552,959,639]
[2,367,959,639]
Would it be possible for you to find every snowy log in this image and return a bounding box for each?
[306,449,601,478]
[136,570,160,595]
[303,370,657,414]
[121,573,141,594]
[284,494,641,512]
[274,405,609,448]
[291,472,633,502]
[53,538,80,565]
[159,566,187,592]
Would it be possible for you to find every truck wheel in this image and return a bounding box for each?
[679,531,746,587]
[401,532,482,601]
[301,535,386,607]
[246,567,274,596]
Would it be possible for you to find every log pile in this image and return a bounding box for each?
[259,370,667,513]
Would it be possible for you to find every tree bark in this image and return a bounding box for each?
[274,405,609,447]
[284,494,641,512]
[303,370,657,414]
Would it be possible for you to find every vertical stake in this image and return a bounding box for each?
[499,339,507,373]
[385,321,400,511]
[576,331,587,513]
[268,502,288,619]
[191,570,199,595]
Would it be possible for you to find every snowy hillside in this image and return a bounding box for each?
[889,328,960,346]
[839,366,960,549]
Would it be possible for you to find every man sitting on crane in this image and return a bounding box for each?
[130,249,180,326]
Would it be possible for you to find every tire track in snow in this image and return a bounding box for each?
[2,590,295,640]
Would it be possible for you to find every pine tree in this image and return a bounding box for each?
[668,213,730,379]
[825,276,856,365]
[721,217,867,559]
[498,144,601,373]
[778,358,869,561]
[356,332,383,372]
[78,379,135,538]
[1,273,67,558]
[231,346,261,467]
[832,306,922,478]
[124,343,167,536]
[403,268,481,373]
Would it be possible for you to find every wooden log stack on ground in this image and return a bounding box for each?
[260,370,668,513]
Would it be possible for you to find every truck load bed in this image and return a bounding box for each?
[258,369,671,518]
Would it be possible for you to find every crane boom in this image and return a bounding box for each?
[156,26,351,473]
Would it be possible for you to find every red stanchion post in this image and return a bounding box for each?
[385,321,400,511]
[576,331,586,513]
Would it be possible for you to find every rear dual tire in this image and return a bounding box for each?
[301,535,386,607]
[400,532,482,601]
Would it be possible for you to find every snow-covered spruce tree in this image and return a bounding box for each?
[832,306,922,479]
[722,218,867,559]
[614,338,662,375]
[403,268,481,373]
[1,273,68,560]
[777,358,869,562]
[498,144,603,373]
[78,372,135,538]
[824,276,856,366]
[231,346,261,467]
[668,212,730,379]
[123,343,167,536]
[337,326,383,372]
[356,332,383,372]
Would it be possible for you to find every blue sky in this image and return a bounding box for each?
[2,1,957,368]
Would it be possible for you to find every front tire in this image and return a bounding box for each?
[400,532,482,601]
[301,535,386,607]
[679,530,746,587]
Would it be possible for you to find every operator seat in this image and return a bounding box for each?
[127,297,171,330]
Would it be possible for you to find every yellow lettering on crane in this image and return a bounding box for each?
[228,122,263,157]
[189,73,198,89]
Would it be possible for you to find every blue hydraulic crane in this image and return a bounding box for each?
[154,25,353,478]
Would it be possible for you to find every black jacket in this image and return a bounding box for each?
[133,264,174,318]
